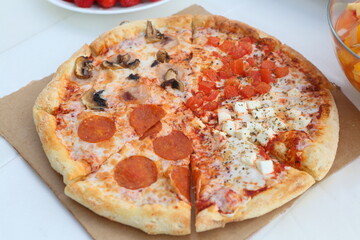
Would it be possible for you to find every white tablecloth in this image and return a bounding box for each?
[1,0,359,239]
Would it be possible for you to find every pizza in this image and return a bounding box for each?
[33,15,339,235]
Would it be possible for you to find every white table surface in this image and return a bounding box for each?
[1,0,360,239]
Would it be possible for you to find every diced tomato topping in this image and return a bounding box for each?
[247,70,261,85]
[230,59,244,75]
[204,90,219,101]
[228,46,246,59]
[238,41,253,54]
[260,60,276,70]
[224,85,239,99]
[186,95,204,111]
[202,101,218,111]
[198,81,216,94]
[221,55,232,66]
[274,67,289,78]
[203,68,219,82]
[218,68,233,79]
[260,68,275,83]
[206,37,220,47]
[219,40,236,53]
[224,77,240,87]
[246,57,256,66]
[239,85,256,99]
[255,82,271,94]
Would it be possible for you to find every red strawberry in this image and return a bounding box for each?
[119,0,140,7]
[63,0,74,2]
[74,0,95,8]
[149,0,161,2]
[97,0,117,8]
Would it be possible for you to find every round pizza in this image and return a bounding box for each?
[33,15,339,235]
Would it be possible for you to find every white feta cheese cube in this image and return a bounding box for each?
[234,102,248,114]
[218,108,232,124]
[214,129,227,138]
[256,160,274,174]
[287,88,300,98]
[235,127,251,140]
[251,108,265,119]
[256,128,275,146]
[256,132,267,145]
[191,118,206,129]
[269,118,287,131]
[241,149,257,165]
[247,121,265,133]
[222,120,236,136]
[247,100,261,109]
[292,116,312,130]
[263,107,275,117]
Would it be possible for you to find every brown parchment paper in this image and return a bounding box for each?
[1,5,360,240]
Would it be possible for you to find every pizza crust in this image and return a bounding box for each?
[33,109,89,184]
[279,45,339,180]
[33,45,93,184]
[90,15,193,56]
[196,167,315,232]
[33,44,92,114]
[65,180,191,235]
[302,92,339,180]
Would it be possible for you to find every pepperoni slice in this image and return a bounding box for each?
[129,105,165,136]
[169,166,190,202]
[114,156,158,190]
[78,115,116,143]
[153,130,193,160]
[139,121,162,140]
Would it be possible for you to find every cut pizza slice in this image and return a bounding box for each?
[65,101,196,235]
[190,15,339,180]
[90,15,195,101]
[65,137,191,235]
[191,130,315,232]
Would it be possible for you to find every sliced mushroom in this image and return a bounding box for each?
[74,56,93,79]
[118,53,140,70]
[145,21,165,43]
[161,79,185,92]
[164,69,177,81]
[151,60,159,67]
[156,50,170,63]
[161,69,184,92]
[127,73,140,80]
[82,89,107,111]
[118,53,131,64]
[101,60,122,70]
[127,59,140,70]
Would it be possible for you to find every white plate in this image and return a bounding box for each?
[48,0,172,14]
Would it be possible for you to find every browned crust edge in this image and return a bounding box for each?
[196,168,315,232]
[65,180,191,235]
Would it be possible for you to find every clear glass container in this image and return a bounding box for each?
[328,0,360,91]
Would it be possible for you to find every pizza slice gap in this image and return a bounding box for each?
[65,137,191,235]
[191,128,315,232]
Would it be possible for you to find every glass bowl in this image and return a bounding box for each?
[328,0,360,91]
